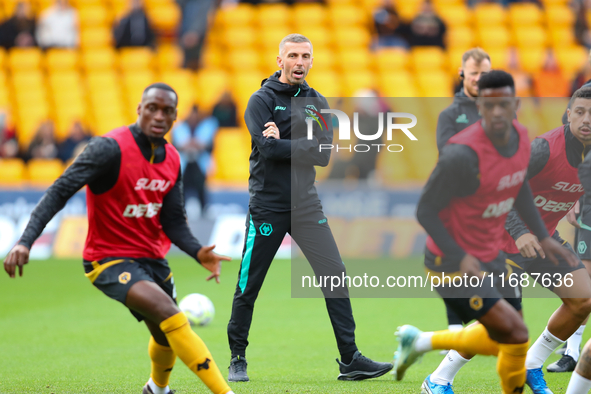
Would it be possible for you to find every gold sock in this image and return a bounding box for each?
[497,342,529,394]
[431,324,499,356]
[160,312,231,394]
[148,336,176,388]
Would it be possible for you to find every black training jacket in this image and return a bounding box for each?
[244,71,333,212]
[435,90,480,153]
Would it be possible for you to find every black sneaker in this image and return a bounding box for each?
[228,356,249,382]
[336,351,393,381]
[142,384,175,394]
[547,354,577,373]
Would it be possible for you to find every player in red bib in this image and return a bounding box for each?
[392,71,578,394]
[423,87,591,394]
[3,83,235,394]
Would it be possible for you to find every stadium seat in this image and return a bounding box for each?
[200,45,223,69]
[342,70,376,97]
[295,26,332,49]
[211,128,251,183]
[555,46,589,78]
[337,49,374,72]
[374,48,409,73]
[435,4,472,28]
[256,3,290,27]
[446,26,475,49]
[309,47,336,73]
[218,3,255,28]
[227,49,262,74]
[0,158,26,186]
[48,70,83,92]
[548,27,576,48]
[122,70,157,105]
[44,49,79,70]
[194,68,229,111]
[514,26,547,48]
[410,47,447,71]
[79,26,113,49]
[145,3,181,33]
[27,159,65,187]
[54,102,87,138]
[396,1,421,21]
[77,4,111,27]
[10,70,45,90]
[333,27,372,50]
[478,26,511,49]
[327,4,366,27]
[305,70,342,97]
[159,69,196,117]
[81,48,117,71]
[545,5,575,26]
[293,3,327,27]
[222,26,257,49]
[379,72,419,97]
[0,47,6,69]
[485,48,510,70]
[508,3,543,27]
[258,27,292,50]
[156,44,184,71]
[86,70,121,91]
[7,48,43,71]
[416,71,452,97]
[118,47,155,70]
[473,3,506,27]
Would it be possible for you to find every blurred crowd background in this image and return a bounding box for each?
[0,0,587,194]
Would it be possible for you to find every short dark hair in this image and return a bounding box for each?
[568,87,591,110]
[143,82,178,105]
[477,70,515,95]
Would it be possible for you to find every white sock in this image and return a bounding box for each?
[525,327,565,369]
[448,324,463,331]
[566,371,591,394]
[566,325,586,362]
[148,378,170,394]
[415,332,434,353]
[431,350,471,385]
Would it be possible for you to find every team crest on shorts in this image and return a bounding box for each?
[119,272,131,284]
[469,295,483,311]
[259,223,273,236]
[579,241,588,255]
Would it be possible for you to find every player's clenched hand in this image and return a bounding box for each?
[515,233,543,259]
[197,244,231,284]
[262,122,280,139]
[459,254,481,278]
[540,237,579,267]
[567,200,581,229]
[4,244,30,278]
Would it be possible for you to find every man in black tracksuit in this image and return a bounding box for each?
[226,34,392,383]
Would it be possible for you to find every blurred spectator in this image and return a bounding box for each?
[212,91,238,127]
[113,0,156,49]
[58,121,91,162]
[576,0,591,49]
[36,0,79,49]
[0,112,19,158]
[27,121,59,161]
[507,48,533,97]
[176,0,218,69]
[373,0,409,48]
[533,50,569,97]
[407,1,446,48]
[172,105,219,209]
[0,2,37,49]
[570,50,591,94]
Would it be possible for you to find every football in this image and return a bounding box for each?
[178,293,215,327]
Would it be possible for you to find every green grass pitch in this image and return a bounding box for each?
[0,256,580,393]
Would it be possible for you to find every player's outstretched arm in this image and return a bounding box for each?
[197,245,231,284]
[4,244,30,278]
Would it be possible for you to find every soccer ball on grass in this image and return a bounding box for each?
[179,293,215,326]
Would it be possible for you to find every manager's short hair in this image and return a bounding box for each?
[462,47,490,66]
[279,34,313,56]
[569,86,591,109]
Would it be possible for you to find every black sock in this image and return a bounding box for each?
[341,351,356,364]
